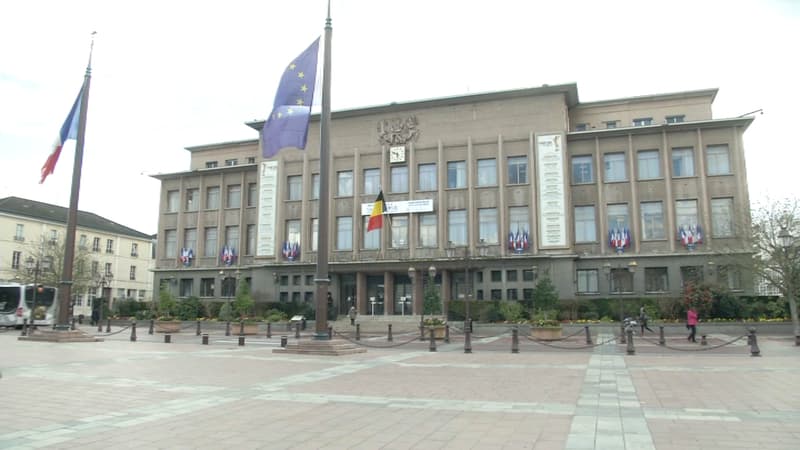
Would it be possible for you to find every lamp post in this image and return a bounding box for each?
[778,226,800,346]
[24,256,52,327]
[603,260,638,323]
[93,272,113,324]
[408,266,417,322]
[427,265,437,316]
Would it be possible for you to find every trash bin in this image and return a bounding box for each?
[280,336,288,347]
[78,314,84,325]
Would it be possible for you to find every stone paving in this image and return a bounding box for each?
[0,325,798,449]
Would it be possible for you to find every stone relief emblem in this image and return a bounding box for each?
[377,116,420,146]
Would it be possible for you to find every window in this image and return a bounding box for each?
[206,186,220,209]
[574,206,596,243]
[363,216,380,249]
[448,210,467,246]
[104,263,113,277]
[311,218,319,252]
[226,226,239,249]
[79,234,87,248]
[131,243,138,257]
[577,269,599,293]
[604,153,627,182]
[129,266,136,281]
[637,150,660,180]
[91,261,98,275]
[391,215,408,248]
[92,237,101,252]
[508,156,528,184]
[103,239,113,254]
[246,225,256,255]
[246,157,256,164]
[491,270,502,282]
[311,174,320,199]
[633,117,653,126]
[706,144,731,175]
[675,199,699,240]
[490,289,502,300]
[283,176,302,201]
[671,148,694,177]
[477,158,497,186]
[645,267,668,293]
[164,230,177,258]
[180,279,193,297]
[419,213,437,248]
[50,230,58,244]
[200,278,215,297]
[719,265,742,290]
[305,275,314,285]
[680,266,704,286]
[574,123,588,131]
[605,121,618,129]
[447,161,466,188]
[572,155,594,184]
[167,190,179,212]
[225,158,238,166]
[610,268,634,293]
[227,185,241,208]
[337,171,353,196]
[607,203,630,237]
[15,224,24,241]
[641,202,666,240]
[391,166,409,193]
[11,251,21,269]
[204,227,217,257]
[247,183,258,207]
[184,228,197,252]
[508,206,530,247]
[138,290,146,300]
[506,270,518,282]
[363,168,380,195]
[418,163,437,191]
[336,217,353,250]
[522,269,536,282]
[666,115,685,124]
[206,161,218,168]
[478,208,498,244]
[186,188,199,211]
[507,289,518,300]
[286,220,300,246]
[711,198,734,237]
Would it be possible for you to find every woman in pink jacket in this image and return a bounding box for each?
[686,307,698,343]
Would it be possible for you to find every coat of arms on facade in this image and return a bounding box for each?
[377,116,420,146]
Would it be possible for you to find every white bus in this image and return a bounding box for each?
[0,283,58,328]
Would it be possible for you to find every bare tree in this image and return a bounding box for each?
[15,235,93,297]
[751,197,800,344]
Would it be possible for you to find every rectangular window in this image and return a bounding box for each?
[419,213,437,248]
[676,199,699,240]
[607,203,630,235]
[180,279,193,297]
[418,163,437,191]
[363,168,380,195]
[448,210,467,246]
[186,188,199,211]
[706,144,731,175]
[246,157,255,164]
[572,155,594,184]
[577,269,599,293]
[11,251,21,269]
[719,265,742,290]
[506,270,518,282]
[491,270,502,282]
[204,227,217,257]
[200,278,215,297]
[206,186,220,209]
[13,224,24,241]
[610,268,634,293]
[246,224,256,255]
[92,237,101,252]
[507,156,528,184]
[79,234,87,248]
[671,147,695,177]
[574,206,597,243]
[287,176,302,200]
[311,174,320,199]
[633,117,653,126]
[447,161,466,188]
[680,265,704,286]
[363,216,380,249]
[711,198,734,237]
[227,185,241,208]
[247,183,258,207]
[206,161,218,168]
[391,166,409,193]
[478,208,498,244]
[184,228,197,251]
[666,115,685,123]
[286,220,300,245]
[637,150,660,180]
[225,159,237,166]
[523,269,536,282]
[167,190,179,213]
[645,267,668,293]
[337,171,353,196]
[164,230,177,258]
[105,263,113,277]
[477,158,497,186]
[131,243,138,257]
[336,217,353,250]
[508,207,529,238]
[604,153,627,182]
[605,121,618,129]
[391,215,409,248]
[311,218,319,252]
[226,226,239,249]
[91,261,99,275]
[507,289,518,300]
[641,202,666,240]
[129,265,136,281]
[574,123,588,131]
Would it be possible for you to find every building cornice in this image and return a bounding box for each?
[567,116,755,140]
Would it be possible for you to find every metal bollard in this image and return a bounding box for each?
[71,317,77,331]
[626,328,635,355]
[196,321,201,336]
[328,326,332,339]
[584,326,592,345]
[419,323,425,341]
[295,322,300,339]
[464,329,472,354]
[387,324,393,342]
[238,336,245,346]
[280,335,287,347]
[148,319,154,335]
[239,320,245,336]
[21,318,28,336]
[266,322,272,338]
[202,333,209,345]
[620,325,627,344]
[749,328,761,357]
[511,327,519,354]
[130,320,137,342]
[225,321,231,337]
[164,333,171,343]
[97,319,102,333]
[429,328,436,352]
[659,326,666,346]
[445,325,450,344]
[356,323,361,341]
[106,318,111,333]
[701,335,708,346]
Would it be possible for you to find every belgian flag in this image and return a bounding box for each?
[367,190,385,232]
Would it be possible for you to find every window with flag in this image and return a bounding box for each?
[637,150,660,180]
[507,156,528,184]
[363,216,380,249]
[508,207,530,251]
[391,215,409,248]
[604,153,627,182]
[448,210,467,246]
[164,230,177,258]
[477,158,497,186]
[572,155,594,184]
[641,202,665,240]
[706,144,731,175]
[478,208,498,244]
[419,213,437,248]
[607,204,631,251]
[671,147,695,177]
[676,199,700,245]
[418,163,437,191]
[204,227,217,257]
[447,161,466,188]
[226,226,239,250]
[391,166,409,193]
[363,168,380,195]
[336,217,353,250]
[184,228,197,253]
[574,205,596,243]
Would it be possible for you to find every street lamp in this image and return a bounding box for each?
[778,226,800,346]
[24,256,52,326]
[408,266,416,321]
[603,260,637,323]
[93,272,113,324]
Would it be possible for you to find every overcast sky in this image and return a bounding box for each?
[1,0,798,235]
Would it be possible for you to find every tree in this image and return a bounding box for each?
[751,197,800,343]
[423,278,441,315]
[532,276,559,315]
[16,235,93,296]
[232,279,255,319]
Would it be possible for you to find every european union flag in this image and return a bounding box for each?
[262,38,320,158]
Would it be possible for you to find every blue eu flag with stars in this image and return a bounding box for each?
[262,37,320,158]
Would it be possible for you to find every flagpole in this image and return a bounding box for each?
[56,32,95,329]
[313,3,333,339]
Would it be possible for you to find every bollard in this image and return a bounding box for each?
[658,326,666,346]
[701,334,708,346]
[295,322,301,339]
[387,324,393,342]
[238,336,245,346]
[620,325,627,344]
[196,321,201,336]
[225,321,231,337]
[97,319,102,333]
[21,318,28,336]
[148,319,154,335]
[796,334,800,347]
[164,333,171,343]
[511,327,519,354]
[328,326,332,340]
[202,333,209,345]
[584,326,592,345]
[468,317,474,333]
[356,323,361,341]
[749,328,761,357]
[419,323,425,341]
[239,320,245,336]
[71,317,76,331]
[280,335,287,347]
[130,320,137,342]
[445,325,450,344]
[266,322,272,338]
[464,329,472,354]
[626,328,635,355]
[106,318,111,333]
[429,328,437,352]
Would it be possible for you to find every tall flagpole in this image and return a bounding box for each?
[314,3,333,339]
[56,32,95,329]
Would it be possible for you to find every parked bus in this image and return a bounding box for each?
[0,283,58,328]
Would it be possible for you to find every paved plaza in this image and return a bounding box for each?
[1,325,799,449]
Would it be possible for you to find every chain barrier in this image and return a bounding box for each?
[333,329,421,348]
[523,334,618,349]
[93,325,132,337]
[638,334,747,352]
[448,326,510,340]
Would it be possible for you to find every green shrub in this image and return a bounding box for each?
[176,296,203,320]
[218,302,234,322]
[498,300,525,322]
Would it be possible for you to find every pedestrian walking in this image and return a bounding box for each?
[686,307,698,343]
[91,308,99,326]
[639,305,654,334]
[348,306,357,326]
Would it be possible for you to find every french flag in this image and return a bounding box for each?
[40,87,83,184]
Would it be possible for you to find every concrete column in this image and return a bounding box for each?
[383,271,394,316]
[356,271,367,315]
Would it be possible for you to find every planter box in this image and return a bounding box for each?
[531,326,562,340]
[155,321,182,333]
[424,325,447,340]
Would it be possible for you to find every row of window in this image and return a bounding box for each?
[574,114,685,131]
[572,144,731,184]
[204,157,257,168]
[576,265,742,294]
[9,251,138,281]
[74,289,147,306]
[164,225,256,258]
[14,225,140,258]
[166,183,259,213]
